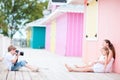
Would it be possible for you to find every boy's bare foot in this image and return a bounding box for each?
[65,64,73,72]
[32,68,39,72]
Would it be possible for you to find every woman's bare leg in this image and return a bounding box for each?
[75,64,88,68]
[75,62,95,68]
[65,64,93,72]
[72,67,93,72]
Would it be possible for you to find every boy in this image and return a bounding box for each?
[4,45,39,71]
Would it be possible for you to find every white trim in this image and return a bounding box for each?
[40,4,84,25]
[40,10,64,24]
[57,5,84,13]
[25,19,46,30]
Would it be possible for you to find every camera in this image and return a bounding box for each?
[15,50,24,56]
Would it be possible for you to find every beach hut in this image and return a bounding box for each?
[26,19,46,49]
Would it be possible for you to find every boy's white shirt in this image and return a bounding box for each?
[3,52,16,70]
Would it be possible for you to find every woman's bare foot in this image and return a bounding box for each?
[65,64,73,72]
[74,65,80,68]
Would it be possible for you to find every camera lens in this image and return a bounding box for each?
[20,52,24,56]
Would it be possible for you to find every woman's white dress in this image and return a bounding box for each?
[93,55,114,72]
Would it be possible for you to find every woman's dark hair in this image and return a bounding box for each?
[104,39,116,59]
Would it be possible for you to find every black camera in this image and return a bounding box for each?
[15,50,24,56]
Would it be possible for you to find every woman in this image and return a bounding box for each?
[103,39,115,63]
[65,39,115,73]
[102,39,115,72]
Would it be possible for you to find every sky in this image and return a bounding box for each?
[13,29,27,39]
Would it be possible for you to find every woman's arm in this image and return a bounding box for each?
[106,50,113,64]
[104,56,108,72]
[104,50,113,72]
